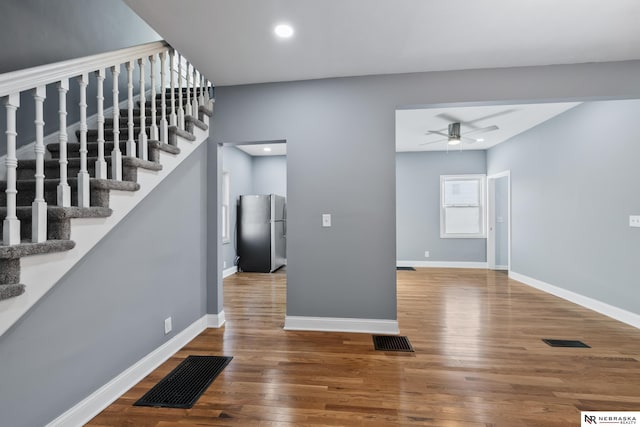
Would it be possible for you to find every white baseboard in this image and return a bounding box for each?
[397,260,488,269]
[509,271,640,329]
[284,316,399,334]
[207,311,226,328]
[222,266,237,278]
[47,315,208,427]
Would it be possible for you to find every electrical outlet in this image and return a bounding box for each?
[630,215,640,228]
[164,317,172,335]
[322,214,332,227]
[424,251,430,258]
[223,261,227,268]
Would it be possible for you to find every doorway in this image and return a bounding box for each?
[487,171,510,271]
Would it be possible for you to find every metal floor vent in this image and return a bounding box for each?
[373,335,414,352]
[134,355,232,409]
[396,267,416,271]
[542,339,591,348]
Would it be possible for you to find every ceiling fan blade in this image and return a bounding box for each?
[461,136,478,143]
[425,130,449,138]
[420,138,447,146]
[465,125,499,136]
[436,112,462,124]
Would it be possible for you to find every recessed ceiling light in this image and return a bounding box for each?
[263,147,272,152]
[476,138,485,142]
[274,24,294,38]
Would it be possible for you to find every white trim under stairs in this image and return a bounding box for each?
[0,125,208,337]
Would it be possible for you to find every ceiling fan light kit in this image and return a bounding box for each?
[422,120,499,148]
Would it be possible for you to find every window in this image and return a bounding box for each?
[440,174,486,238]
[222,171,230,243]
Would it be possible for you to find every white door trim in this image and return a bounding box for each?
[486,171,511,271]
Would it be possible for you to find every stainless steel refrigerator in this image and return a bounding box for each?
[237,194,286,273]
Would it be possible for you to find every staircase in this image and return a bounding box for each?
[0,42,212,335]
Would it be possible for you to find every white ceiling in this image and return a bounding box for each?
[125,0,640,86]
[235,143,287,157]
[396,102,580,152]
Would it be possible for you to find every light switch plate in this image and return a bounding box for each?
[322,214,332,227]
[630,215,640,228]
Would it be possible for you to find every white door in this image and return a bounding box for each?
[487,172,510,270]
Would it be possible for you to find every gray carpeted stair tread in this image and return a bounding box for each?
[0,239,75,259]
[169,126,196,142]
[122,156,163,171]
[148,140,180,155]
[199,105,214,117]
[185,115,208,131]
[0,206,113,220]
[0,284,25,300]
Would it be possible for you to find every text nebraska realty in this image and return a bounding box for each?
[585,414,637,425]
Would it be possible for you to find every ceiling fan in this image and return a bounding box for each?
[421,122,499,147]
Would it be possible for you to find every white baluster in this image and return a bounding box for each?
[200,74,206,106]
[125,61,136,157]
[203,79,210,106]
[56,79,71,206]
[111,65,123,181]
[192,68,199,118]
[138,57,148,160]
[207,79,214,110]
[32,86,47,243]
[185,62,192,117]
[77,73,90,208]
[95,69,107,179]
[177,53,185,130]
[169,50,177,127]
[149,54,158,141]
[3,93,21,246]
[159,51,168,145]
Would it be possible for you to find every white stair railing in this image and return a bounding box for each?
[185,62,192,117]
[159,51,168,145]
[3,94,20,245]
[32,86,47,242]
[149,54,158,141]
[57,78,71,206]
[138,57,148,160]
[1,41,212,247]
[77,73,90,208]
[111,64,123,181]
[177,53,185,130]
[95,69,107,180]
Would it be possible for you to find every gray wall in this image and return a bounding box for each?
[488,99,640,315]
[213,60,640,322]
[494,175,509,267]
[221,146,253,269]
[0,0,160,156]
[396,150,487,262]
[252,155,287,196]
[0,0,160,74]
[0,144,209,427]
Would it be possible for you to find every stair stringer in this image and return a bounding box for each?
[0,125,208,337]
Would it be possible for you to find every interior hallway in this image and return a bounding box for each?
[88,268,640,426]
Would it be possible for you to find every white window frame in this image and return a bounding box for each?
[440,174,486,239]
[222,171,230,244]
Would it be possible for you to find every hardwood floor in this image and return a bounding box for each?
[87,268,640,426]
